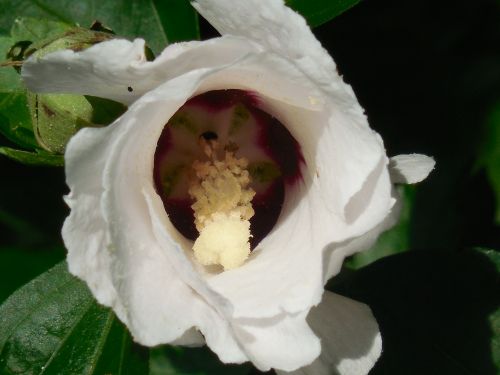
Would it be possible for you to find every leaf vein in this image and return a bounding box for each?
[0,276,83,353]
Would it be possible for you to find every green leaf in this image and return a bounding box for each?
[10,17,71,41]
[285,0,361,28]
[0,147,64,166]
[331,248,500,374]
[0,261,149,374]
[0,0,199,55]
[153,0,200,42]
[347,185,415,269]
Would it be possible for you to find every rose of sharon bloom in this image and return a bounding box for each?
[21,0,435,373]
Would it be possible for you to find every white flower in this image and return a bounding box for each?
[21,0,435,373]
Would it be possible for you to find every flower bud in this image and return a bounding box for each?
[21,27,126,153]
[28,93,125,154]
[25,26,115,60]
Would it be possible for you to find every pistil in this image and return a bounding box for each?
[189,139,256,270]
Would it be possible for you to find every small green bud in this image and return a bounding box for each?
[22,26,126,153]
[24,26,115,60]
[29,93,125,154]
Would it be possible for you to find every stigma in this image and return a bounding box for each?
[189,139,255,270]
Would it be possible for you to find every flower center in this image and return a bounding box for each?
[153,90,303,271]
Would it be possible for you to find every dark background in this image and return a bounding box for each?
[316,0,500,250]
[0,0,498,374]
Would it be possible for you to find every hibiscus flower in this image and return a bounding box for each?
[21,0,434,373]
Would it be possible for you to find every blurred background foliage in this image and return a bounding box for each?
[0,0,498,374]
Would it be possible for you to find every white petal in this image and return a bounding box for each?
[22,36,259,105]
[276,292,382,375]
[62,126,125,319]
[192,0,340,94]
[389,154,435,184]
[324,185,400,282]
[22,39,147,104]
[192,0,370,109]
[233,311,320,372]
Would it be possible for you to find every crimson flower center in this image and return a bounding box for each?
[153,90,303,269]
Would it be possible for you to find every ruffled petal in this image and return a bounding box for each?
[323,187,401,281]
[232,311,320,372]
[389,154,436,184]
[22,36,259,105]
[62,125,124,318]
[192,0,339,92]
[276,292,382,375]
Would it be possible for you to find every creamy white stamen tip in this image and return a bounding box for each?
[193,213,251,270]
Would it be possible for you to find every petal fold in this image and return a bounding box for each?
[233,311,321,372]
[323,185,400,282]
[276,292,382,375]
[192,0,339,91]
[389,154,435,184]
[22,36,259,105]
[62,125,123,318]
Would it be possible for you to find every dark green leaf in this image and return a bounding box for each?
[153,0,200,42]
[0,261,149,375]
[0,147,64,166]
[10,17,71,41]
[286,0,361,28]
[331,248,500,375]
[0,0,197,55]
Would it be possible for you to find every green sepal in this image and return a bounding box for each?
[0,146,64,166]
